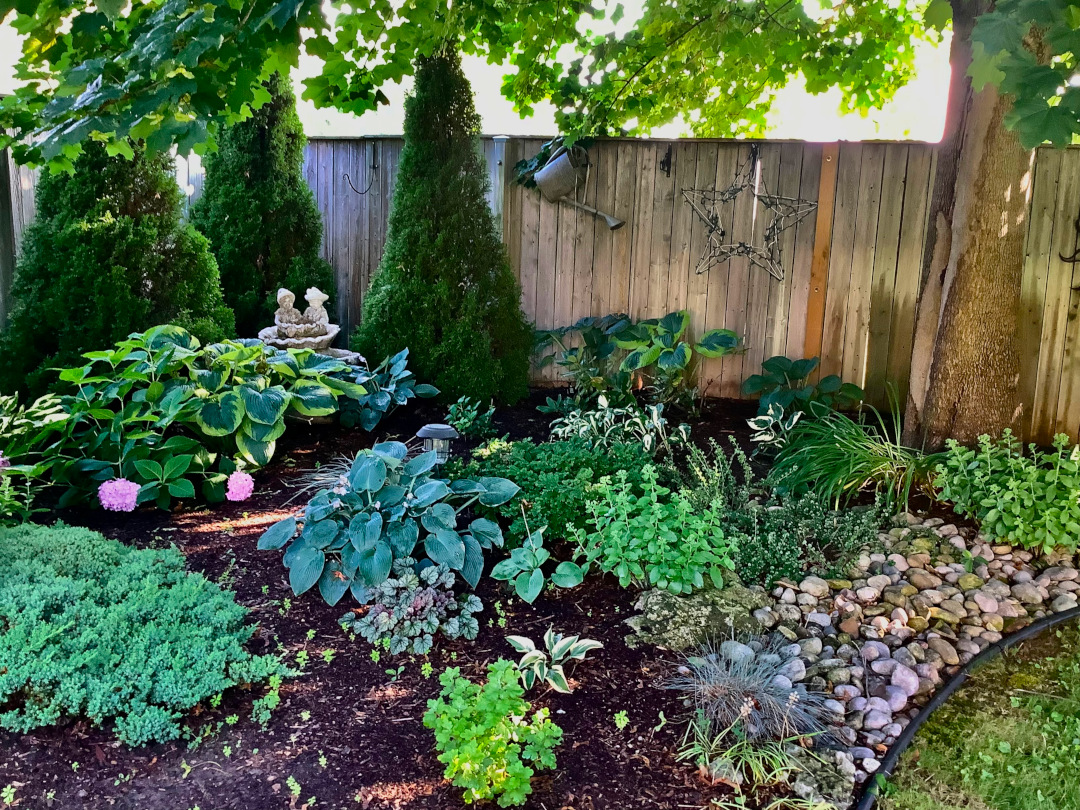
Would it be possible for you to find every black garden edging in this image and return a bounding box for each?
[854,604,1080,810]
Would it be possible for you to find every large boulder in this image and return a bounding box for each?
[624,584,772,650]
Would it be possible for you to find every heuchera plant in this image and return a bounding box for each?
[258,442,519,604]
[423,660,562,807]
[339,557,482,654]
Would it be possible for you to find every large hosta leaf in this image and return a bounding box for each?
[425,528,465,569]
[350,456,387,492]
[241,416,286,443]
[236,431,276,467]
[288,545,325,595]
[357,540,393,586]
[194,390,244,436]
[240,384,290,425]
[317,559,351,606]
[461,534,484,588]
[289,380,338,416]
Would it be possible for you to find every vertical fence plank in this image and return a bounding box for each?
[667,142,698,321]
[718,143,758,397]
[742,143,783,391]
[820,143,863,379]
[1045,150,1080,440]
[784,143,823,359]
[803,143,840,364]
[688,143,721,393]
[608,142,638,314]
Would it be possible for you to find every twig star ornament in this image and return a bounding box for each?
[682,145,817,281]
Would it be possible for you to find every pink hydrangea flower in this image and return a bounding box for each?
[226,471,255,502]
[0,452,10,469]
[98,478,140,512]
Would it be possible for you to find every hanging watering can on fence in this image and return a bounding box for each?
[534,145,626,231]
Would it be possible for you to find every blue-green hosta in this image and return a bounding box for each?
[7,326,432,509]
[259,442,519,605]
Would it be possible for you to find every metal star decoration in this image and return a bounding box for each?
[682,145,817,281]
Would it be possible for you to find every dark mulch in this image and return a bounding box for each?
[0,392,759,810]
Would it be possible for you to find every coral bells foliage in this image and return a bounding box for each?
[226,471,255,502]
[98,479,141,512]
[351,47,532,405]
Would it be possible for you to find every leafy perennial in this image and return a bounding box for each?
[258,443,519,604]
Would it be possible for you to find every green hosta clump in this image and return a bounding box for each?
[424,660,562,807]
[259,442,519,604]
[936,430,1080,554]
[570,465,737,595]
[335,348,440,431]
[338,558,482,655]
[0,523,284,747]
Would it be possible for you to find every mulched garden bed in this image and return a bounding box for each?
[0,392,759,810]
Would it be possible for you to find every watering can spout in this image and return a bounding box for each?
[563,198,626,231]
[534,145,625,231]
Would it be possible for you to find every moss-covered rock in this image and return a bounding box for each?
[624,584,772,650]
[787,746,856,810]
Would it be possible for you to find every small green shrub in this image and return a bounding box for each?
[423,660,562,807]
[191,73,335,337]
[451,437,654,543]
[0,523,283,746]
[936,430,1080,554]
[446,395,496,439]
[676,440,883,587]
[570,465,737,594]
[489,526,584,603]
[338,557,482,655]
[537,310,742,408]
[0,141,234,396]
[351,49,533,404]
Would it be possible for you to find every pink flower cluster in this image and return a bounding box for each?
[0,452,10,469]
[98,478,140,512]
[226,471,255,502]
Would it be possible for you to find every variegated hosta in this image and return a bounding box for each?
[259,441,519,606]
[506,627,603,694]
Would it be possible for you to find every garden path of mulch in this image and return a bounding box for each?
[0,392,759,810]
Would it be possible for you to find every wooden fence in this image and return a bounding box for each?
[6,136,1080,441]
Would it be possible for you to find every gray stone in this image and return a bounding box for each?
[1011,582,1045,604]
[891,664,920,696]
[779,658,807,682]
[883,685,908,712]
[625,585,772,650]
[864,709,892,730]
[1051,594,1078,612]
[927,637,960,666]
[720,640,756,664]
[800,576,832,598]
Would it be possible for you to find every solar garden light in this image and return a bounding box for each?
[416,423,460,464]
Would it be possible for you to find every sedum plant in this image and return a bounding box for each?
[550,395,689,456]
[936,430,1080,554]
[506,627,602,693]
[258,442,519,604]
[570,465,736,595]
[446,395,497,439]
[423,660,562,807]
[338,557,481,654]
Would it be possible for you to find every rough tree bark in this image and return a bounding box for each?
[904,0,1035,450]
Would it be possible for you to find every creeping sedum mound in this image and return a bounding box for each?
[0,523,282,746]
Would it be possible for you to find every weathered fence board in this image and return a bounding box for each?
[8,135,1080,441]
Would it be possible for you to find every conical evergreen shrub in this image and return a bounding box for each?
[351,48,532,404]
[191,73,335,337]
[0,143,234,396]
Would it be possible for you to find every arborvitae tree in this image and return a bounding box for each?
[191,73,335,337]
[351,48,532,404]
[0,143,234,396]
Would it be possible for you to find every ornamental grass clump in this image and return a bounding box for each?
[0,523,283,746]
[667,636,831,743]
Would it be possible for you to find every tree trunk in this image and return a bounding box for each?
[905,2,1035,451]
[902,0,982,446]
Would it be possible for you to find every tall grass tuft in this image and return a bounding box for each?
[768,386,939,513]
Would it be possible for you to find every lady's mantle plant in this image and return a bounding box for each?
[423,660,562,807]
[258,442,519,604]
[339,557,482,654]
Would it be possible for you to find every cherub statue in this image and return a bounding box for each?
[303,287,331,330]
[273,288,305,338]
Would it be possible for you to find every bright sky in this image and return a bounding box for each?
[0,19,951,142]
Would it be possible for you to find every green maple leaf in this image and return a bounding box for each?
[924,0,952,32]
[1005,99,1077,148]
[968,41,1007,91]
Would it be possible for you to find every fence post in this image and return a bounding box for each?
[491,135,508,227]
[0,146,15,330]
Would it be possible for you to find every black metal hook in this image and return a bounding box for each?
[344,167,377,196]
